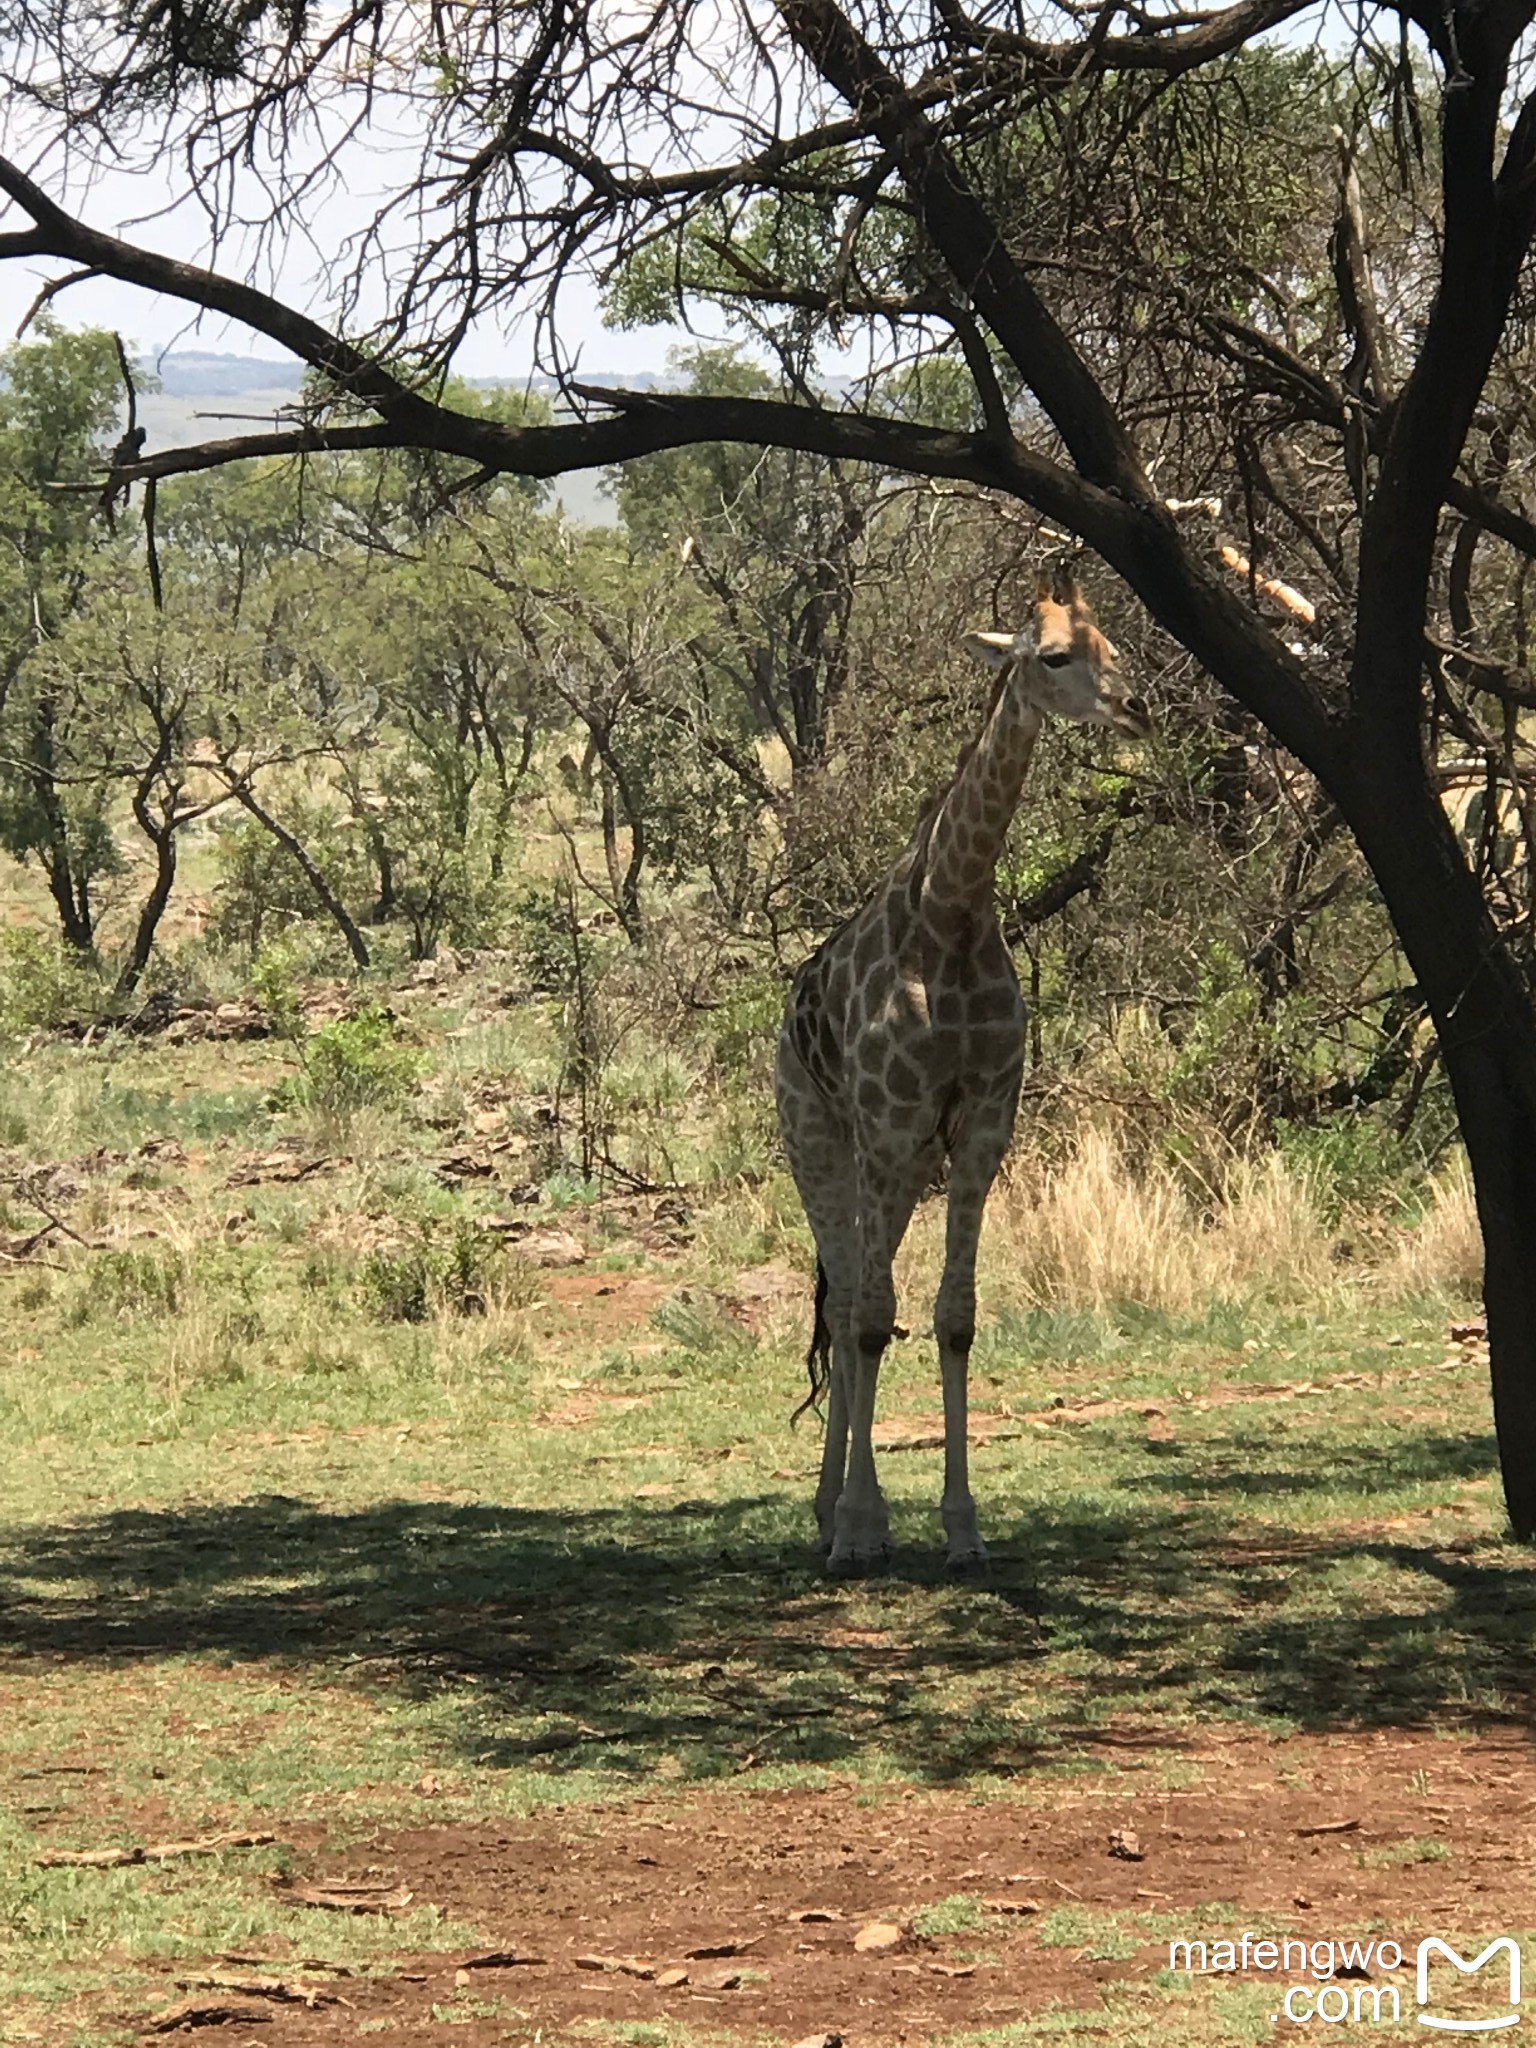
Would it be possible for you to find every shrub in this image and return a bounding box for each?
[250,943,306,1043]
[359,1218,534,1322]
[0,927,104,1036]
[707,968,784,1075]
[207,802,370,957]
[290,1004,423,1120]
[68,1248,185,1323]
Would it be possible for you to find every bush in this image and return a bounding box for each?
[507,880,583,996]
[0,927,104,1036]
[359,1217,533,1321]
[207,802,370,957]
[67,1248,185,1323]
[288,1004,423,1121]
[707,968,784,1075]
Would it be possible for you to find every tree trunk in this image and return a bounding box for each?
[29,701,95,953]
[592,737,646,945]
[1345,757,1536,1538]
[228,781,370,968]
[115,821,177,1002]
[43,848,94,954]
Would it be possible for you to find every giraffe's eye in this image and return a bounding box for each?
[1039,650,1071,669]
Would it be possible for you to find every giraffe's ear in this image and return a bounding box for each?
[1048,563,1080,606]
[961,630,1020,669]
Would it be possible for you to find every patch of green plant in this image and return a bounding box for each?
[912,1892,988,1937]
[210,804,372,958]
[1358,1835,1449,1867]
[67,1246,186,1323]
[649,1291,754,1365]
[1276,1116,1433,1226]
[164,1085,272,1139]
[292,1004,423,1119]
[431,1995,520,2023]
[706,967,783,1075]
[0,925,106,1037]
[359,1216,533,1322]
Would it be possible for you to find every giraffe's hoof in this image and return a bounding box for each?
[945,1542,991,1580]
[825,1539,893,1578]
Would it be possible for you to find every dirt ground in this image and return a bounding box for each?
[119,1725,1536,2043]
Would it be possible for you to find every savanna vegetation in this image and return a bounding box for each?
[0,297,1528,2042]
[5,0,1536,2035]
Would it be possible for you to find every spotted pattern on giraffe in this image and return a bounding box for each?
[775,569,1152,1577]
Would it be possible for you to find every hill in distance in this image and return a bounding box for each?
[133,352,680,524]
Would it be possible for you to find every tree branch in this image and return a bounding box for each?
[778,0,1150,496]
[945,0,1315,78]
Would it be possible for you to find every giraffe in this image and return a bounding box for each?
[775,569,1150,1576]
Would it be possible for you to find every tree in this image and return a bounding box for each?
[0,320,132,951]
[6,0,1536,1529]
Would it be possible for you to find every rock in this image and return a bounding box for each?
[853,1921,904,1953]
[520,1228,587,1267]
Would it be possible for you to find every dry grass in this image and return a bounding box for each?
[1381,1158,1483,1300]
[945,1125,1482,1314]
[980,1128,1330,1311]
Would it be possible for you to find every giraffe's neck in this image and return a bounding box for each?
[919,674,1043,910]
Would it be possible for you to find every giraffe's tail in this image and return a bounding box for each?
[790,1256,832,1428]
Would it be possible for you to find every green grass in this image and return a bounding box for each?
[943,1978,1279,2045]
[0,975,1522,2044]
[1358,1835,1451,1867]
[912,1892,989,1937]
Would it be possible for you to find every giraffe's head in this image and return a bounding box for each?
[961,568,1151,738]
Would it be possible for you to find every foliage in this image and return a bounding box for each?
[286,1004,424,1120]
[208,802,373,957]
[0,310,1486,1205]
[0,926,105,1035]
[359,1218,533,1321]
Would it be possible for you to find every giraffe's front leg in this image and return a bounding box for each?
[827,1328,893,1574]
[935,1153,1004,1577]
[938,1331,988,1577]
[827,1175,921,1576]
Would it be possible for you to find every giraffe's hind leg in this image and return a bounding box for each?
[934,1111,1015,1577]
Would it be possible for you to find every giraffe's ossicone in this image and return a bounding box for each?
[776,569,1151,1576]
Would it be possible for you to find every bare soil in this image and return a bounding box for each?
[115,1724,1536,2043]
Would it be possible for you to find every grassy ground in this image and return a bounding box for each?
[0,954,1528,2045]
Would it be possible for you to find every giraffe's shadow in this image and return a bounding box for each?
[2,1418,1531,1782]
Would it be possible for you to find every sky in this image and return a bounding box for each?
[10,129,691,380]
[5,0,1340,384]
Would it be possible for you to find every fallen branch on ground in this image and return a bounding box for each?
[145,1997,273,2032]
[275,1879,414,1912]
[35,1829,276,1868]
[174,1975,344,2009]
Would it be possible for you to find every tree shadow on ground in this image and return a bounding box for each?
[1,1420,1532,1782]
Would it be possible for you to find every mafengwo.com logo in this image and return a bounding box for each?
[1168,1931,1522,2029]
